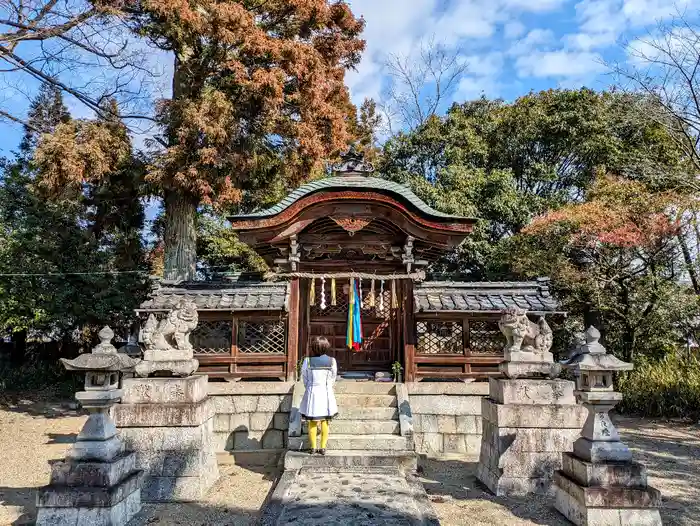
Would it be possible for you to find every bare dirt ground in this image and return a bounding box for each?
[0,396,697,526]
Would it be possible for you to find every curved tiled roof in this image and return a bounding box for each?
[231,175,466,220]
[414,280,563,314]
[137,281,289,312]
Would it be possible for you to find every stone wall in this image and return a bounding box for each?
[208,382,293,465]
[408,382,489,456]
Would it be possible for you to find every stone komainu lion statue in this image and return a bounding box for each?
[140,300,199,351]
[498,306,553,354]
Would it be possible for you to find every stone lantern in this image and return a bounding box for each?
[35,327,144,526]
[554,326,661,526]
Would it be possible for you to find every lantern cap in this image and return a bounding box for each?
[565,325,633,372]
[60,326,141,372]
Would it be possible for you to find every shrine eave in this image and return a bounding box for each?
[414,280,566,315]
[228,175,476,231]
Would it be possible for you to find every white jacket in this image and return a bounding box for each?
[299,355,338,419]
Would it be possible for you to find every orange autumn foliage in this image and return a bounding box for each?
[525,176,681,249]
[38,1,365,208]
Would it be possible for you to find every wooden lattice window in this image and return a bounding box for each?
[416,321,464,355]
[468,320,505,355]
[237,320,286,354]
[191,320,232,355]
[311,280,393,319]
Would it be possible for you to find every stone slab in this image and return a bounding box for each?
[562,453,647,487]
[121,376,208,404]
[37,471,143,508]
[206,382,294,396]
[36,488,141,526]
[261,466,437,526]
[554,472,661,508]
[574,437,633,463]
[407,382,489,396]
[135,359,198,378]
[476,463,552,497]
[482,424,580,453]
[114,398,214,427]
[489,377,576,405]
[283,450,418,474]
[410,395,481,415]
[500,360,562,380]
[119,421,213,451]
[142,348,194,362]
[66,436,124,463]
[141,471,219,502]
[555,486,663,526]
[49,453,137,487]
[481,398,586,429]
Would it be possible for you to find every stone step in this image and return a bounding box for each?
[334,382,396,395]
[284,450,417,474]
[288,434,409,451]
[303,420,400,435]
[335,394,397,408]
[336,407,398,420]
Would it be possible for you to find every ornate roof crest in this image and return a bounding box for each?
[331,145,375,175]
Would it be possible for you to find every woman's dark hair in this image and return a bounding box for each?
[310,336,331,357]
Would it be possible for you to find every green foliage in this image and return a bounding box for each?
[196,212,268,278]
[0,88,150,347]
[618,353,700,421]
[0,357,80,397]
[379,89,690,279]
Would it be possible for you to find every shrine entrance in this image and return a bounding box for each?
[303,278,399,372]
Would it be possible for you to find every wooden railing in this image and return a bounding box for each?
[406,316,504,382]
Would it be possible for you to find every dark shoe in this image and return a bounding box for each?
[319,449,327,456]
[309,448,317,455]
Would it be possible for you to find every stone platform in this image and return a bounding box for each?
[114,375,219,502]
[477,377,586,496]
[261,468,438,526]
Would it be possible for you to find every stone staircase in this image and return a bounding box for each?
[285,381,416,473]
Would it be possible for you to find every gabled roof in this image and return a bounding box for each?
[230,175,467,221]
[414,280,563,314]
[137,280,289,312]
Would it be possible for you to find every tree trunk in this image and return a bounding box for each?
[163,190,198,281]
[678,233,700,294]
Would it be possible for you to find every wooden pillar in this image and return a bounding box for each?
[286,278,300,382]
[403,280,416,382]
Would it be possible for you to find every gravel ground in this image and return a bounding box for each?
[1,396,698,526]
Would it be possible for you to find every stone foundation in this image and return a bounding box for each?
[208,382,293,466]
[477,378,586,496]
[407,382,487,456]
[114,376,219,502]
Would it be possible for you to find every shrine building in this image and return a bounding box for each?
[138,150,562,382]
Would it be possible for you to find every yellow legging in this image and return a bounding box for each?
[308,420,330,449]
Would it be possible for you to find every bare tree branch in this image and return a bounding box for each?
[380,36,468,134]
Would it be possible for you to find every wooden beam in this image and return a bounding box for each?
[286,278,301,381]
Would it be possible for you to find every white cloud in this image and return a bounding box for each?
[504,21,527,39]
[509,29,556,56]
[516,50,606,78]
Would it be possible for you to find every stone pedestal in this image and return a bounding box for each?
[476,377,585,496]
[114,375,219,502]
[554,327,662,525]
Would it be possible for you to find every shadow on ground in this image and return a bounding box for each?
[418,457,569,526]
[0,395,84,419]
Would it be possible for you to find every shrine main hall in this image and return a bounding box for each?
[139,150,561,383]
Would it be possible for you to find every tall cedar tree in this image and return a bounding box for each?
[34,0,366,281]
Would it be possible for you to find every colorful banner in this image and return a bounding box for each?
[346,278,363,351]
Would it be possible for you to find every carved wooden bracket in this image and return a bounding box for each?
[330,216,373,236]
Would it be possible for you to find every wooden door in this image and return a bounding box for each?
[307,279,395,372]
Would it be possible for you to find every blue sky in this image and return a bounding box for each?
[0,0,693,156]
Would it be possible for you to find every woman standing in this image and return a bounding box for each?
[299,336,338,455]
